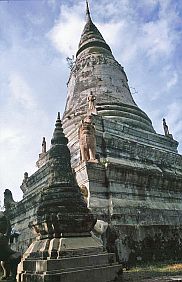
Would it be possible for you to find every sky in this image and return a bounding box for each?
[0,0,182,204]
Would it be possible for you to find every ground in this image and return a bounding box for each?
[1,263,182,281]
[123,262,182,281]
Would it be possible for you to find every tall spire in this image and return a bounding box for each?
[76,1,112,57]
[64,3,156,134]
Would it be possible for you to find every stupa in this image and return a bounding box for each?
[14,113,122,282]
[62,1,182,263]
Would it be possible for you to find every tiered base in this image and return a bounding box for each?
[18,236,122,282]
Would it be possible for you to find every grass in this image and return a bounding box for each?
[129,262,182,273]
[123,262,182,281]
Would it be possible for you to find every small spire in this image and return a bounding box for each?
[42,137,46,153]
[51,112,68,146]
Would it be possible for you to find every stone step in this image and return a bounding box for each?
[21,263,123,282]
[24,252,116,272]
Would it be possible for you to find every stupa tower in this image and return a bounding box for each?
[62,1,178,168]
[62,1,178,166]
[62,1,182,263]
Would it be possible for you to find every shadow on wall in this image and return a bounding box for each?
[114,226,182,267]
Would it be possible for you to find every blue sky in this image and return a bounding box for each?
[0,0,182,204]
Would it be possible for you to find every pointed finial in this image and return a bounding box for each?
[86,0,90,15]
[86,0,91,21]
[42,137,46,153]
[55,112,62,131]
[57,112,60,120]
